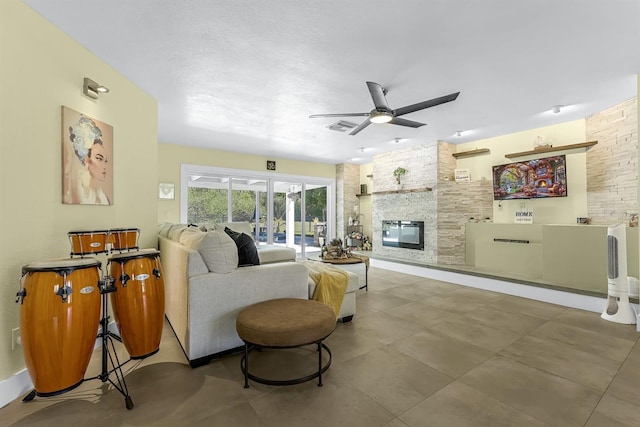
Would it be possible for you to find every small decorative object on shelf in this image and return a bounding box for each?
[393,167,407,185]
[533,136,552,150]
[454,169,471,182]
[346,231,364,248]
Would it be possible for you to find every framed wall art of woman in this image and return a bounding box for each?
[61,106,114,205]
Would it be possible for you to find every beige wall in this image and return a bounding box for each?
[455,120,587,224]
[0,0,158,381]
[157,143,336,223]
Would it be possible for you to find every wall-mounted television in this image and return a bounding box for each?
[492,155,567,200]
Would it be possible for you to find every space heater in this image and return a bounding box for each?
[601,223,637,324]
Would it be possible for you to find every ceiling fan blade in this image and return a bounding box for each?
[394,92,460,117]
[309,112,369,118]
[349,119,372,136]
[366,81,390,110]
[389,117,426,128]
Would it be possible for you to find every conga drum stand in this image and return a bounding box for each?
[22,277,134,410]
[87,277,134,409]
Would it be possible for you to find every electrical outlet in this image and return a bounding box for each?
[11,327,20,351]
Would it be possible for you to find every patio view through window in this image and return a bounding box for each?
[181,165,335,257]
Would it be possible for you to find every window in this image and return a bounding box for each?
[181,164,335,257]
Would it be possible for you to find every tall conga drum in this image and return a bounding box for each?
[17,258,101,396]
[109,249,165,359]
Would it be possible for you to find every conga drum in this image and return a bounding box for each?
[68,230,110,256]
[108,228,140,252]
[109,249,165,359]
[17,258,101,396]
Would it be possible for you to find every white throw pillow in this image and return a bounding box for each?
[179,228,205,248]
[196,230,238,274]
[167,224,188,241]
[158,222,172,237]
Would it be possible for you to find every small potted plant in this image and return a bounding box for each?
[393,167,407,188]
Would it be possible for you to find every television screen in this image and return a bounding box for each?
[492,155,567,200]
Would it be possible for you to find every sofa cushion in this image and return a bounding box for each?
[224,227,260,266]
[196,230,238,274]
[256,245,296,264]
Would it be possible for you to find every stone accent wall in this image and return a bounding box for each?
[371,144,437,262]
[372,144,437,191]
[336,163,360,239]
[437,180,493,265]
[586,97,638,224]
[438,141,457,182]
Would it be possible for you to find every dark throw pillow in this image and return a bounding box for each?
[224,227,260,267]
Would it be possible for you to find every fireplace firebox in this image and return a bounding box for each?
[382,220,424,250]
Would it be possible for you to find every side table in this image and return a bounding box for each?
[317,254,369,291]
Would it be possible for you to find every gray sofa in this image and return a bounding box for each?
[158,223,310,367]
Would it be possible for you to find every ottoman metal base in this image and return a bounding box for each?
[241,340,332,388]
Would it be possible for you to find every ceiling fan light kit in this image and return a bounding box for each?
[310,81,460,136]
[369,111,393,123]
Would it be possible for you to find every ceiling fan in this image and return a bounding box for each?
[309,81,460,136]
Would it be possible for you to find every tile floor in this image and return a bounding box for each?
[2,267,640,426]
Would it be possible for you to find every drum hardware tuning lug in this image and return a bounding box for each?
[153,268,161,278]
[120,274,130,287]
[15,289,26,304]
[55,286,73,303]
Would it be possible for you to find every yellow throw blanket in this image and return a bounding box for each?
[300,260,348,318]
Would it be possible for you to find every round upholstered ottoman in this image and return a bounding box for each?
[236,298,336,388]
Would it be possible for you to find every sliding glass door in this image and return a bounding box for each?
[231,178,267,244]
[181,165,334,257]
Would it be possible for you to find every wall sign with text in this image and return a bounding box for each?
[515,209,534,224]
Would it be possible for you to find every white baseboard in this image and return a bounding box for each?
[0,368,32,409]
[371,259,606,313]
[0,321,119,409]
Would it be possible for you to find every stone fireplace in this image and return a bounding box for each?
[373,189,437,263]
[370,141,492,265]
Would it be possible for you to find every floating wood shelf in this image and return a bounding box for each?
[366,174,373,178]
[356,193,371,197]
[505,141,598,159]
[452,148,490,158]
[372,187,432,195]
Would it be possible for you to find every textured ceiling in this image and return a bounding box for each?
[22,0,640,165]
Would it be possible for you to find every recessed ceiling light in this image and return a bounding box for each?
[552,105,562,114]
[391,138,403,144]
[455,131,463,137]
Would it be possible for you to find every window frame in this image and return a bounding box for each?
[180,164,336,250]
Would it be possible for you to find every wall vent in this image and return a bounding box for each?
[326,120,358,132]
